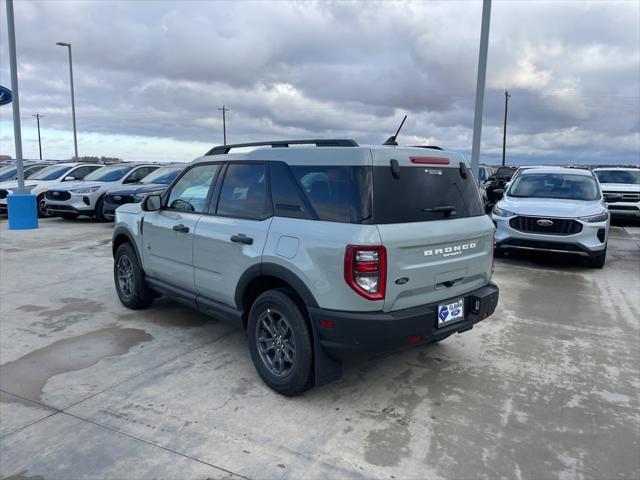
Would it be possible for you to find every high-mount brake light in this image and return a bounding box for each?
[410,156,450,165]
[344,245,387,300]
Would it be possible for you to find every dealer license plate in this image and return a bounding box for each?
[437,298,464,328]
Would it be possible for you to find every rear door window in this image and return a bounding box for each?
[372,166,484,223]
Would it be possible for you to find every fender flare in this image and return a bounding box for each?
[112,226,141,260]
[234,262,319,309]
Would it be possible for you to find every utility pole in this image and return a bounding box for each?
[501,90,510,166]
[470,0,492,179]
[217,105,229,145]
[32,113,43,160]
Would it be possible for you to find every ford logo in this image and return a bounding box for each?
[395,277,410,285]
[52,191,59,196]
[0,86,12,106]
[537,219,554,227]
[113,196,122,201]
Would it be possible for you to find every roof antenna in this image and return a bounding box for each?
[383,115,407,146]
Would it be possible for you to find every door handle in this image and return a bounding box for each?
[230,234,253,245]
[172,224,190,233]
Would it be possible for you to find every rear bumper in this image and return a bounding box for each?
[309,282,499,361]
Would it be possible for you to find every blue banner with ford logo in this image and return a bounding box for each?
[0,86,12,106]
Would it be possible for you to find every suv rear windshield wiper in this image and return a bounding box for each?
[422,205,457,217]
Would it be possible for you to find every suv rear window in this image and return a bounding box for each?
[372,166,484,223]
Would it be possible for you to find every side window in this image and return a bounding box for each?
[166,164,220,213]
[269,163,311,219]
[124,167,156,183]
[69,166,92,179]
[217,163,270,220]
[80,165,104,180]
[290,166,361,223]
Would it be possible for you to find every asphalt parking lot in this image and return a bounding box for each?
[0,218,638,480]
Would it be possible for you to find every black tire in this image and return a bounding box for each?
[36,193,52,218]
[114,242,154,309]
[588,247,607,269]
[59,213,79,220]
[95,196,106,222]
[247,289,313,396]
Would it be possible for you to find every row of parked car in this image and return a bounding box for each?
[0,161,186,220]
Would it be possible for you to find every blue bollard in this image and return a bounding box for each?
[7,192,38,230]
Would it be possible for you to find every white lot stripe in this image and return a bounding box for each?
[624,226,640,236]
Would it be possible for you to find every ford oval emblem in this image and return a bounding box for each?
[0,86,12,106]
[113,195,122,201]
[537,219,554,227]
[395,277,410,285]
[52,191,59,196]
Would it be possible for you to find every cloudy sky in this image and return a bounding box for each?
[0,0,638,165]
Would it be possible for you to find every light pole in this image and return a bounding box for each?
[470,0,492,178]
[5,0,24,190]
[56,41,78,160]
[6,0,38,229]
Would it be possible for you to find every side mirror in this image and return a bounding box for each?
[63,176,75,181]
[493,188,505,195]
[142,194,161,212]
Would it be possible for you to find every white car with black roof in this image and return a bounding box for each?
[492,167,610,268]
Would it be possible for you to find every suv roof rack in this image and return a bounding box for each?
[205,139,359,156]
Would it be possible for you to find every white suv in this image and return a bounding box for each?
[0,162,102,217]
[492,167,609,268]
[44,163,159,221]
[593,167,640,219]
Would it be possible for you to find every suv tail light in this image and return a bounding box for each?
[344,245,387,300]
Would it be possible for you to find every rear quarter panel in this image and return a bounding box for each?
[264,217,384,312]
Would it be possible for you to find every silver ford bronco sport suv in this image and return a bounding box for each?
[112,139,499,395]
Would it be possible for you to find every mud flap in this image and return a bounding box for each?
[309,320,343,387]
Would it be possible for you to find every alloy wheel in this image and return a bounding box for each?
[255,308,296,376]
[117,255,135,298]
